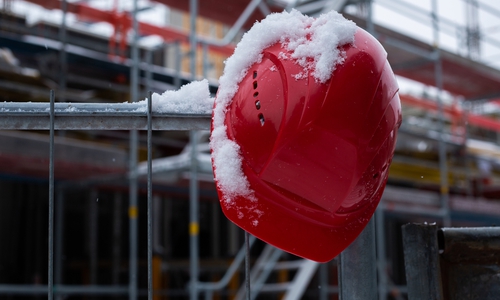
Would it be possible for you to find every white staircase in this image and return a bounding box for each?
[235,244,319,300]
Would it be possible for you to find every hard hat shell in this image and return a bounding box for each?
[212,28,402,262]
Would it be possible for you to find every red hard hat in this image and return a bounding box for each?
[211,27,401,262]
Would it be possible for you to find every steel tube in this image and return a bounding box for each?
[375,207,387,300]
[129,1,140,299]
[48,90,55,300]
[189,131,200,300]
[245,231,251,300]
[0,285,129,295]
[440,227,500,261]
[147,92,153,300]
[55,187,65,300]
[402,223,444,300]
[0,102,211,130]
[59,0,68,102]
[339,217,377,300]
[189,1,199,300]
[432,0,451,227]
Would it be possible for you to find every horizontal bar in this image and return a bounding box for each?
[0,284,128,295]
[439,227,500,262]
[0,102,211,130]
[198,235,257,291]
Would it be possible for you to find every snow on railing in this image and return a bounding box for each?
[0,101,211,130]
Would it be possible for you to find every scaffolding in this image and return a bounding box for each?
[1,0,500,299]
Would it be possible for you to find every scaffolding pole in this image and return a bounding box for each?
[129,1,140,299]
[432,0,452,227]
[189,1,200,300]
[48,90,55,300]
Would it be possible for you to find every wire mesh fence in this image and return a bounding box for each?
[0,90,212,299]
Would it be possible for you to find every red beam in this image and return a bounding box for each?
[23,0,235,56]
[400,94,500,133]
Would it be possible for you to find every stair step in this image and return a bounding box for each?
[274,260,309,270]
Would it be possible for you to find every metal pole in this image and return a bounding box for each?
[432,0,451,227]
[129,0,140,299]
[376,206,387,300]
[59,0,67,102]
[402,223,444,299]
[366,0,375,35]
[112,193,123,286]
[146,50,153,94]
[338,217,377,300]
[189,130,199,300]
[147,91,153,300]
[319,263,328,300]
[48,90,55,300]
[190,0,198,80]
[366,2,384,298]
[55,186,64,300]
[202,42,209,79]
[174,41,182,89]
[89,189,99,285]
[0,284,129,295]
[189,1,199,300]
[245,231,251,300]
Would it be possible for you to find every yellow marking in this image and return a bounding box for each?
[190,222,199,236]
[129,206,138,219]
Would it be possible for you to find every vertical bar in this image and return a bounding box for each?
[245,231,251,300]
[202,42,209,79]
[129,0,140,299]
[189,1,199,300]
[432,0,451,227]
[89,189,99,285]
[189,130,200,300]
[366,0,374,35]
[402,223,444,299]
[174,41,182,89]
[128,105,139,299]
[190,0,198,79]
[211,202,220,258]
[319,263,328,300]
[55,186,64,300]
[339,217,377,300]
[375,207,387,300]
[146,50,154,94]
[112,193,122,286]
[48,90,55,300]
[59,0,67,102]
[463,103,473,197]
[147,91,153,300]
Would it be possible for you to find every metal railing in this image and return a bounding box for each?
[0,90,379,299]
[0,90,209,299]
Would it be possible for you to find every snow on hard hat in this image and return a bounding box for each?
[210,9,402,262]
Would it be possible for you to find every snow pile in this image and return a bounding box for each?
[210,10,356,214]
[137,79,213,114]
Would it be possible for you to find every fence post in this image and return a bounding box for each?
[338,217,377,300]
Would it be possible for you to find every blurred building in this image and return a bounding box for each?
[1,0,500,299]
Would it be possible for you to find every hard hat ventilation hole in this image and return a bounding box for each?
[258,113,265,126]
[253,81,258,89]
[253,70,257,79]
[373,173,379,179]
[255,100,261,110]
[253,92,259,97]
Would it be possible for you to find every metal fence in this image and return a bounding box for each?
[0,90,212,299]
[0,87,380,299]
